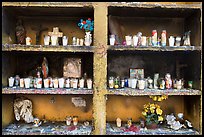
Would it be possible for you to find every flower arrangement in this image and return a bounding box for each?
[149,95,168,102]
[78,18,94,32]
[142,103,163,126]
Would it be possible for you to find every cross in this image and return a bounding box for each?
[48,27,63,45]
[31,24,48,45]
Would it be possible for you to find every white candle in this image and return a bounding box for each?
[62,36,68,46]
[79,78,85,88]
[169,36,175,47]
[53,78,59,88]
[138,79,145,90]
[116,118,122,127]
[72,79,78,89]
[44,35,50,45]
[58,78,65,88]
[131,78,137,89]
[20,78,24,88]
[43,78,49,88]
[24,78,30,89]
[36,78,42,88]
[8,77,14,87]
[51,35,58,46]
[26,37,32,45]
[87,79,92,89]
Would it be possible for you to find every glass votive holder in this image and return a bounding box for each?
[58,78,65,88]
[36,78,42,88]
[53,78,59,88]
[43,78,49,88]
[87,79,92,89]
[8,77,15,87]
[20,78,24,88]
[24,78,31,89]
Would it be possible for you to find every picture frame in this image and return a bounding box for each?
[129,68,144,79]
[63,58,82,78]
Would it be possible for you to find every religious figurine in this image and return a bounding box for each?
[127,118,132,128]
[116,118,122,127]
[41,57,49,79]
[48,27,63,46]
[183,31,191,46]
[31,24,48,45]
[16,19,26,44]
[165,73,172,89]
[14,97,34,123]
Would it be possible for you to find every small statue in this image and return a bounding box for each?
[16,19,26,44]
[41,57,49,79]
[165,73,172,89]
[183,31,191,46]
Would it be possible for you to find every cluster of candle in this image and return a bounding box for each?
[109,30,191,47]
[8,76,93,89]
[108,73,193,90]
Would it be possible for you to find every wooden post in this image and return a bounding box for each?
[92,3,108,135]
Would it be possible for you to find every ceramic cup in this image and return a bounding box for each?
[8,77,15,87]
[24,78,31,89]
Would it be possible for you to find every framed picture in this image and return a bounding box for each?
[63,58,82,78]
[130,68,144,79]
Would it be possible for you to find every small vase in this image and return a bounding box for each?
[84,31,92,46]
[146,123,158,129]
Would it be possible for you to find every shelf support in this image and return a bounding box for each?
[92,3,108,135]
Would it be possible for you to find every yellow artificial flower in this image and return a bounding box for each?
[142,111,147,116]
[144,108,148,112]
[155,104,160,109]
[158,116,163,121]
[153,96,157,101]
[150,104,156,109]
[150,109,155,113]
[157,97,162,102]
[156,108,163,115]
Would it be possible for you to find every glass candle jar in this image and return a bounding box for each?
[73,116,78,126]
[66,116,72,126]
[138,79,146,90]
[58,78,65,88]
[87,79,92,89]
[53,78,59,88]
[36,78,42,88]
[24,78,31,89]
[8,77,15,87]
[116,118,122,127]
[109,77,114,89]
[43,78,49,88]
[20,78,24,88]
[79,78,85,88]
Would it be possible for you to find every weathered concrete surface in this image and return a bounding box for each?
[92,2,108,135]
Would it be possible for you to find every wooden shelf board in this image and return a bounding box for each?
[2,87,93,95]
[2,44,95,53]
[108,45,201,52]
[107,88,201,96]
